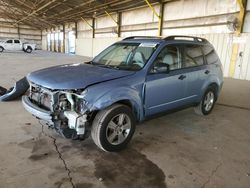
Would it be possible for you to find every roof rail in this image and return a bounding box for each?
[164,35,208,43]
[123,36,162,40]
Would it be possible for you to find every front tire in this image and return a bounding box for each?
[91,104,136,152]
[194,87,216,115]
[0,46,4,53]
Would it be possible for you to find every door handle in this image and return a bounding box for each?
[205,70,210,74]
[178,75,186,80]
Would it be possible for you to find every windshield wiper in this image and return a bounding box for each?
[95,64,120,70]
[117,66,138,71]
[85,60,93,64]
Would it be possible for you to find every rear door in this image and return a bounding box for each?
[201,44,223,78]
[182,44,207,103]
[13,40,22,50]
[144,45,187,116]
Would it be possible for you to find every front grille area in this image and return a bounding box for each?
[29,84,53,111]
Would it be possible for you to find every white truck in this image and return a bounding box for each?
[0,39,36,53]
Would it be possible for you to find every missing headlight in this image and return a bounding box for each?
[76,98,88,113]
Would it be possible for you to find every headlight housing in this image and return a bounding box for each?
[76,98,88,113]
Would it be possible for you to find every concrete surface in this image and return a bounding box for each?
[0,50,250,188]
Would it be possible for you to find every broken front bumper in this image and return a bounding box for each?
[0,77,29,101]
[22,96,53,124]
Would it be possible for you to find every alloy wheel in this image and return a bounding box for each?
[204,91,214,112]
[106,113,131,145]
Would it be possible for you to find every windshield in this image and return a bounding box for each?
[92,43,158,71]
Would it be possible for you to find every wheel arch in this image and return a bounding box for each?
[87,87,144,122]
[208,82,219,98]
[200,76,222,101]
[115,99,133,109]
[114,99,138,119]
[24,45,32,50]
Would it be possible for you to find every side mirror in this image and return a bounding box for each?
[151,63,170,74]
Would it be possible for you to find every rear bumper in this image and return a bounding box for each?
[22,96,53,124]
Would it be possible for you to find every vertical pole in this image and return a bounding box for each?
[158,2,164,37]
[40,29,43,51]
[236,0,247,35]
[144,0,163,36]
[229,0,247,77]
[105,10,121,37]
[46,28,48,51]
[117,12,121,37]
[49,28,52,51]
[75,21,78,39]
[54,28,56,52]
[63,24,66,53]
[92,18,95,38]
[17,24,20,39]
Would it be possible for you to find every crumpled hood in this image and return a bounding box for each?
[27,63,135,90]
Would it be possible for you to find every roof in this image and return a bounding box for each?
[120,36,209,44]
[0,0,174,29]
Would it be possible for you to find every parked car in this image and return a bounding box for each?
[22,35,223,152]
[0,39,36,53]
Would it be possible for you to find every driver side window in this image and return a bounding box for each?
[152,46,180,73]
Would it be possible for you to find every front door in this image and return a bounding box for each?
[4,40,13,50]
[144,45,187,116]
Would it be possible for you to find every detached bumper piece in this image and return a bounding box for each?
[22,96,53,124]
[0,77,29,101]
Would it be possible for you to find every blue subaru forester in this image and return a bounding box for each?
[22,35,223,151]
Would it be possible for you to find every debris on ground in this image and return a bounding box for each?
[0,77,29,102]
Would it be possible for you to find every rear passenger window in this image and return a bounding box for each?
[6,40,12,43]
[14,40,20,43]
[184,45,204,68]
[201,45,218,64]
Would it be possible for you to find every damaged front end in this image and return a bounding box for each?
[22,83,91,139]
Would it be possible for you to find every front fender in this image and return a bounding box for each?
[88,87,144,121]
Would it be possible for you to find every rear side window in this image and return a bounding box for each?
[201,45,219,64]
[6,40,12,43]
[184,45,204,68]
[14,40,20,43]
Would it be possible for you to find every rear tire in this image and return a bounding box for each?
[91,104,136,152]
[25,47,32,53]
[194,86,216,115]
[0,46,4,53]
